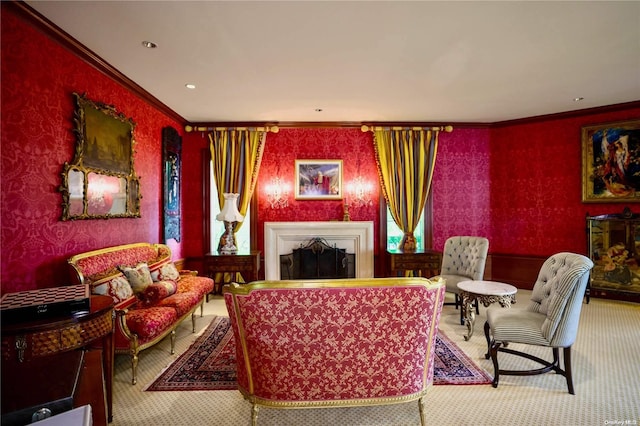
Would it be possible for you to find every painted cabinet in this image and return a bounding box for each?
[586,209,640,302]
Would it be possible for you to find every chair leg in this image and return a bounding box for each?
[418,397,426,426]
[484,321,492,359]
[564,347,575,395]
[488,342,575,394]
[489,340,502,388]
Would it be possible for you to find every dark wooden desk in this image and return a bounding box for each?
[388,249,442,278]
[1,295,114,423]
[204,250,261,295]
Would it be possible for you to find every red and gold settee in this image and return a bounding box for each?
[68,243,214,385]
[224,276,445,426]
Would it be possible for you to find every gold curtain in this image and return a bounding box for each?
[208,128,265,285]
[372,128,442,251]
[208,128,266,232]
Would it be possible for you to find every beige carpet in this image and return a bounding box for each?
[111,291,640,425]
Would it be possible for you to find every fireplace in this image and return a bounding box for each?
[280,237,355,280]
[264,221,374,280]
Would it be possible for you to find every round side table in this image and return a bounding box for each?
[456,280,517,341]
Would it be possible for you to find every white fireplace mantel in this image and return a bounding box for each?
[264,221,374,280]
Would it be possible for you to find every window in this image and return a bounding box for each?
[210,164,251,252]
[386,204,425,251]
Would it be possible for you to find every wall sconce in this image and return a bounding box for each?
[265,176,289,209]
[346,175,373,208]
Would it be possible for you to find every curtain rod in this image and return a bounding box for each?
[360,125,453,132]
[185,125,280,133]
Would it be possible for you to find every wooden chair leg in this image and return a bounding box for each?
[564,347,574,395]
[489,340,502,388]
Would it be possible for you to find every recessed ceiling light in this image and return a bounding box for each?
[185,84,196,90]
[141,41,157,49]
[573,97,584,102]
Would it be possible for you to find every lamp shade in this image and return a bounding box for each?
[216,193,244,222]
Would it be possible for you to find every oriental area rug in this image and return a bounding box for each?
[145,316,492,392]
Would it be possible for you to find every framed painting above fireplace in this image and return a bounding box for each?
[295,159,343,200]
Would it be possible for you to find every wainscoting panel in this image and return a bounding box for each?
[488,253,547,290]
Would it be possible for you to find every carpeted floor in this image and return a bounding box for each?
[111,291,640,425]
[145,315,491,391]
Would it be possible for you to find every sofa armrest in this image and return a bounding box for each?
[179,269,198,276]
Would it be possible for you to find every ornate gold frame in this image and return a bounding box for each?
[60,93,141,220]
[581,119,640,203]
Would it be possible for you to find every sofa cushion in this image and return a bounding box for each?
[92,274,133,304]
[140,280,178,305]
[177,275,214,299]
[120,263,154,294]
[125,306,177,344]
[157,292,202,317]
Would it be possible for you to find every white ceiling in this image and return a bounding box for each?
[26,1,640,124]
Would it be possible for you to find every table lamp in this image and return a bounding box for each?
[216,193,244,254]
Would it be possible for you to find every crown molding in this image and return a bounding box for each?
[6,1,186,125]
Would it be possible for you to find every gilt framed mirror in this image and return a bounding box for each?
[60,93,141,220]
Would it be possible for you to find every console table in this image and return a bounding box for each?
[1,295,114,423]
[204,250,261,295]
[388,248,441,278]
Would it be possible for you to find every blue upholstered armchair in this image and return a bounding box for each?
[483,252,593,394]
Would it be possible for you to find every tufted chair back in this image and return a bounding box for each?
[526,252,593,347]
[440,236,489,293]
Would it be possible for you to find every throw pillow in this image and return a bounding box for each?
[92,274,133,304]
[150,262,181,283]
[119,263,154,294]
[140,280,178,305]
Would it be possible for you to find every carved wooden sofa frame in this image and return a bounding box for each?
[68,243,214,384]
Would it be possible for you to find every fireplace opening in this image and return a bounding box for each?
[280,237,355,280]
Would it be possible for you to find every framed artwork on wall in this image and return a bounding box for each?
[59,93,141,220]
[582,119,640,203]
[162,126,181,242]
[295,159,343,200]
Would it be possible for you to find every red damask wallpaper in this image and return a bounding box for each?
[490,109,640,256]
[256,128,380,251]
[3,5,639,294]
[1,9,182,293]
[182,127,491,257]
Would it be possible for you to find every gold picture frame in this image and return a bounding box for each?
[295,159,343,200]
[60,93,141,220]
[582,119,640,203]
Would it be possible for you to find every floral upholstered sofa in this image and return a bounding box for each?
[224,276,445,426]
[68,243,214,385]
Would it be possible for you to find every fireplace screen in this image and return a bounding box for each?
[280,238,355,280]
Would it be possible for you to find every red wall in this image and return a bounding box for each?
[1,7,183,293]
[431,128,491,249]
[490,109,640,256]
[181,128,381,257]
[3,5,639,294]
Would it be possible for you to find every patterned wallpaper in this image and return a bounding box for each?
[3,5,639,294]
[182,127,492,257]
[1,9,182,293]
[256,128,381,252]
[490,109,640,256]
